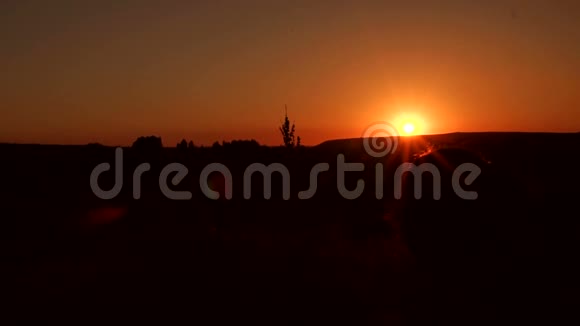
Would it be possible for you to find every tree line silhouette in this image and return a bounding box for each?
[133,108,302,153]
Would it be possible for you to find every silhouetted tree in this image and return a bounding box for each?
[132,136,163,151]
[227,139,261,152]
[177,139,188,151]
[188,141,195,150]
[279,105,300,148]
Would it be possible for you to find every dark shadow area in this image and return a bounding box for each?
[1,132,579,324]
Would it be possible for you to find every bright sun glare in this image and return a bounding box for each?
[402,122,415,135]
[391,111,427,136]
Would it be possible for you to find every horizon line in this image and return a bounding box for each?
[2,130,579,148]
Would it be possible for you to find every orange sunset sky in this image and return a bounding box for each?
[1,0,579,146]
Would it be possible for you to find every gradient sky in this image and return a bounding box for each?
[1,0,579,146]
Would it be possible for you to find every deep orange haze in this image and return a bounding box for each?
[1,1,579,146]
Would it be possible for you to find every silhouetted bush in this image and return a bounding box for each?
[177,139,188,151]
[132,135,163,151]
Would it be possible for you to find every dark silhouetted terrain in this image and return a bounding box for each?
[1,132,580,324]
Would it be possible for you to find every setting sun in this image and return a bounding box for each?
[403,123,415,135]
[389,112,427,136]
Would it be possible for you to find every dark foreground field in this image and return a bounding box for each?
[1,132,580,324]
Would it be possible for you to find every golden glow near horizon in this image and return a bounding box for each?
[391,112,428,136]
